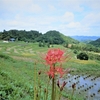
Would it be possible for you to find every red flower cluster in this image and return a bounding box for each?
[47,65,65,78]
[45,48,65,65]
[45,48,68,78]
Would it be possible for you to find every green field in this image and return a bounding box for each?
[0,41,100,100]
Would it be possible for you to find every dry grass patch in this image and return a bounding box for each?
[71,59,97,65]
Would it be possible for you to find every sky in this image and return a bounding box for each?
[0,0,100,36]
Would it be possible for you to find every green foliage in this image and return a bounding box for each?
[60,34,79,44]
[70,43,100,53]
[63,42,68,48]
[0,53,13,61]
[38,41,46,47]
[36,30,65,44]
[47,42,50,48]
[73,50,78,54]
[0,30,79,45]
[77,52,89,60]
[88,53,100,60]
[0,30,42,42]
[0,58,34,100]
[39,41,42,47]
[89,38,100,47]
[0,41,100,100]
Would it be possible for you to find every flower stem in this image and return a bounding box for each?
[46,78,50,100]
[34,62,37,100]
[71,88,75,100]
[51,77,55,100]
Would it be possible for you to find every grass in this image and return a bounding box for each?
[0,41,100,100]
[0,58,34,99]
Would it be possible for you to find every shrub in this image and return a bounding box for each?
[73,50,78,54]
[77,52,89,60]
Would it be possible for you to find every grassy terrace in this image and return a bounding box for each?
[0,41,100,100]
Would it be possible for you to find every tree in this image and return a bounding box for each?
[47,42,50,48]
[73,50,78,54]
[63,42,68,48]
[77,52,89,60]
[0,29,42,42]
[42,40,46,47]
[39,41,42,47]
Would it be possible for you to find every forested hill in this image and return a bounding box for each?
[89,38,100,47]
[0,30,78,44]
[36,30,79,44]
[0,30,42,42]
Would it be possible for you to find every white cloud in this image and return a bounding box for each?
[67,22,81,28]
[62,12,74,23]
[85,0,100,11]
[0,0,100,36]
[58,0,84,12]
[0,0,42,13]
[82,13,100,27]
[48,5,56,12]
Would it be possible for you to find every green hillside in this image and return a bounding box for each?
[36,30,79,44]
[89,38,100,47]
[60,32,79,44]
[0,30,79,45]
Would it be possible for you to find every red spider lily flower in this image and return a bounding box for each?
[47,66,68,78]
[47,65,55,78]
[45,48,65,65]
[55,67,65,78]
[47,70,55,78]
[44,48,70,79]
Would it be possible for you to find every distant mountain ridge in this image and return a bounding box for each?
[71,36,100,42]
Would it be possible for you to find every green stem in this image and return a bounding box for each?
[38,87,41,100]
[54,81,56,100]
[44,91,46,100]
[51,64,56,100]
[59,90,62,100]
[34,63,36,100]
[46,78,50,100]
[51,77,55,100]
[71,89,75,100]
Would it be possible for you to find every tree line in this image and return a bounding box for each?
[0,30,78,45]
[0,30,42,42]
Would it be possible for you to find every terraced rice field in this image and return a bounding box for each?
[0,41,100,100]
